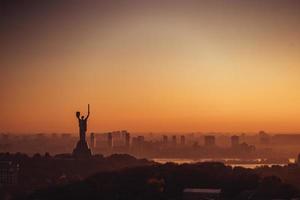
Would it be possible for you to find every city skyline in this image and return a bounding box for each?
[1,1,300,133]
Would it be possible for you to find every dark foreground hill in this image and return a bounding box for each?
[0,152,153,199]
[23,162,300,200]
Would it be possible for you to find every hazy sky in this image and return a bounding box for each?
[1,0,300,133]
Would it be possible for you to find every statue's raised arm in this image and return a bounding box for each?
[76,111,81,120]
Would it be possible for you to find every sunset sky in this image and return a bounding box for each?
[1,0,300,134]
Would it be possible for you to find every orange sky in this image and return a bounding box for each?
[1,1,300,133]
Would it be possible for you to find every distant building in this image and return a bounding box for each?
[94,131,130,150]
[132,136,145,152]
[132,137,138,147]
[61,133,71,139]
[124,131,130,148]
[108,132,113,148]
[183,188,221,200]
[93,133,108,149]
[180,135,186,145]
[90,132,95,149]
[231,135,239,148]
[172,135,177,145]
[259,131,270,144]
[163,135,168,144]
[137,136,145,143]
[204,136,216,147]
[111,131,122,147]
[51,133,58,139]
[107,130,130,148]
[0,161,19,186]
[272,134,300,145]
[239,142,256,153]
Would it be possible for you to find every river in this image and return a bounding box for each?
[152,158,296,169]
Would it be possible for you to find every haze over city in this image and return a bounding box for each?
[1,0,300,133]
[3,1,300,200]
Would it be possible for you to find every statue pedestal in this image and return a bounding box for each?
[72,140,92,158]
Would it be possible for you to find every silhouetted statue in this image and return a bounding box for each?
[73,104,92,158]
[76,104,90,141]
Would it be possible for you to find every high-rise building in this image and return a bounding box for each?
[172,135,177,145]
[131,136,145,155]
[125,131,130,148]
[137,136,145,143]
[94,133,108,149]
[204,136,216,147]
[108,132,113,148]
[163,135,168,144]
[132,136,145,149]
[180,135,186,145]
[231,135,239,148]
[259,131,270,144]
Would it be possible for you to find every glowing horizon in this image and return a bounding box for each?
[1,1,300,133]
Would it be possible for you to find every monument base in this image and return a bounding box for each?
[72,140,92,158]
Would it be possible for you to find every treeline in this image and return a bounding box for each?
[24,162,299,200]
[2,153,300,200]
[0,152,153,195]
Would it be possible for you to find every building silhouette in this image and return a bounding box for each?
[163,135,168,144]
[231,135,239,148]
[90,132,95,150]
[259,131,270,144]
[108,132,113,148]
[172,135,177,145]
[180,135,186,145]
[124,131,130,149]
[204,136,216,147]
